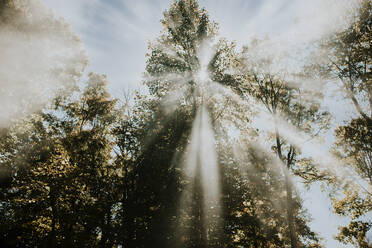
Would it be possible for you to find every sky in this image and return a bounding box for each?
[41,0,360,246]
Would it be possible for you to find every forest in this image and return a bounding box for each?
[0,0,371,247]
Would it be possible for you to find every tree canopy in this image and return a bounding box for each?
[0,0,371,247]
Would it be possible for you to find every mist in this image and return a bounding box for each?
[207,0,360,66]
[0,0,87,127]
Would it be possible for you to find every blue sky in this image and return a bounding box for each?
[42,1,358,246]
[42,0,354,93]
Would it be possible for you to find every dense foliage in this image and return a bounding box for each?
[0,0,370,247]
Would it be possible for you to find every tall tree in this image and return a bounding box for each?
[213,39,325,247]
[0,73,120,247]
[316,0,372,246]
[138,1,221,247]
[141,0,322,247]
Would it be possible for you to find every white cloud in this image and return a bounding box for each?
[43,0,173,94]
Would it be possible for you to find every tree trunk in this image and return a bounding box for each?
[276,131,297,248]
[284,170,297,248]
[122,175,136,247]
[368,84,372,117]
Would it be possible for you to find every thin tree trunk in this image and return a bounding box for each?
[275,130,297,248]
[368,84,372,118]
[125,171,137,247]
[284,170,297,248]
